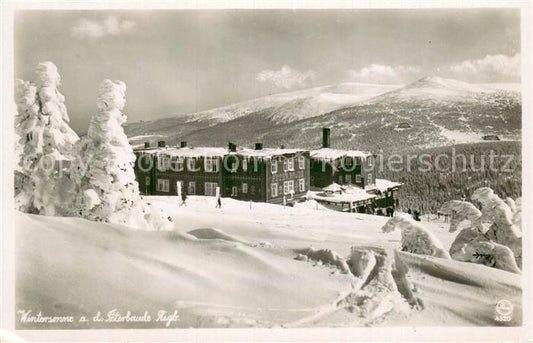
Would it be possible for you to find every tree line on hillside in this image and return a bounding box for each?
[377,141,522,214]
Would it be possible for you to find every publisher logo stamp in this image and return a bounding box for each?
[494,299,513,322]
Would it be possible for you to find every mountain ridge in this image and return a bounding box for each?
[125,77,521,153]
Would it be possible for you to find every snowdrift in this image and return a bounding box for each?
[15,195,523,328]
[15,212,351,329]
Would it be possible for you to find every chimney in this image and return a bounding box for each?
[144,142,150,148]
[322,128,330,148]
[158,140,166,148]
[280,144,285,149]
[255,142,263,150]
[180,141,187,148]
[228,142,237,152]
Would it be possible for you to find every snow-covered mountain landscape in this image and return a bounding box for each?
[125,77,521,153]
[8,7,528,340]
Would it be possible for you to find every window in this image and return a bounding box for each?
[356,174,362,183]
[204,157,219,172]
[298,178,305,192]
[242,159,248,172]
[367,173,373,184]
[158,155,170,171]
[298,156,305,169]
[156,179,170,192]
[145,176,150,186]
[204,182,218,196]
[344,157,353,166]
[283,180,294,195]
[367,156,373,167]
[242,183,248,194]
[287,158,294,171]
[231,186,238,196]
[271,160,278,174]
[187,158,197,171]
[172,157,184,171]
[345,174,351,183]
[271,183,278,197]
[188,181,196,195]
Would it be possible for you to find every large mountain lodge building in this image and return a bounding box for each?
[133,128,401,212]
[134,141,309,204]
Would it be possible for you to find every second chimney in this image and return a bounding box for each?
[158,140,166,148]
[228,142,237,152]
[180,141,187,148]
[322,128,330,148]
[255,142,263,150]
[144,142,150,148]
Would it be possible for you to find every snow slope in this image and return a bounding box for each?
[16,196,522,328]
[182,83,401,125]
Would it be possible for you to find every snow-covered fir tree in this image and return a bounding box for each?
[14,62,79,214]
[72,79,171,230]
[14,79,42,212]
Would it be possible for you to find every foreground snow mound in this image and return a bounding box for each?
[341,247,409,321]
[187,228,252,245]
[294,247,350,274]
[440,188,521,272]
[381,214,450,259]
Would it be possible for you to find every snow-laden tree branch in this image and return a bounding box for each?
[381,214,451,259]
[440,187,521,273]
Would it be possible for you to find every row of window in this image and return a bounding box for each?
[338,173,373,184]
[156,179,220,196]
[271,156,305,174]
[156,155,306,173]
[270,179,305,197]
[154,178,307,198]
[157,156,220,172]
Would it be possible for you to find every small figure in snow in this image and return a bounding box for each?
[413,210,421,221]
[461,194,466,202]
[181,192,187,206]
[386,207,394,217]
[216,196,222,208]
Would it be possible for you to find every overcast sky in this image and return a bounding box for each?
[15,9,521,133]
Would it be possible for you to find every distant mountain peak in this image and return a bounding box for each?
[406,76,489,92]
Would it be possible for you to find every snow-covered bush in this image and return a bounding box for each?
[440,187,521,273]
[449,228,521,274]
[71,79,171,230]
[381,214,451,259]
[14,62,79,215]
[438,200,483,233]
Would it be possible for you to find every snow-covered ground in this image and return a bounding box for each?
[15,196,522,328]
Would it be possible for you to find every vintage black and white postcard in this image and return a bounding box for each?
[1,1,531,342]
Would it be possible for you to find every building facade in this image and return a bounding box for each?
[309,128,375,189]
[133,128,401,211]
[134,142,310,204]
